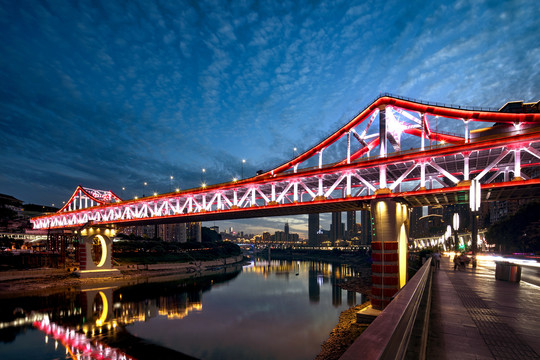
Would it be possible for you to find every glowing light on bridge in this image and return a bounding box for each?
[31,95,540,230]
[34,316,134,360]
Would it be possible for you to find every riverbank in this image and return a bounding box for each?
[0,255,245,298]
[315,275,372,360]
[316,301,371,360]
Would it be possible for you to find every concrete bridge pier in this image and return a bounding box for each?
[370,198,409,310]
[76,224,120,277]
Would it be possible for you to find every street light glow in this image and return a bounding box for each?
[453,213,460,230]
[469,179,481,211]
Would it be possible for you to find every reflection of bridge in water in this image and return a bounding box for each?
[0,267,242,360]
[1,260,370,359]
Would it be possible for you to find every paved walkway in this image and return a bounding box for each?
[427,255,540,360]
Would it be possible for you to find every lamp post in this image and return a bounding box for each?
[170,175,174,192]
[470,179,481,267]
[445,225,452,249]
[143,182,147,197]
[201,168,206,184]
[241,159,246,179]
[453,212,460,252]
[293,147,297,157]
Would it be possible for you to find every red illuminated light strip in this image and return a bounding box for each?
[32,140,540,230]
[34,319,134,360]
[265,96,540,176]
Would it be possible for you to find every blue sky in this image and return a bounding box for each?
[1,0,539,237]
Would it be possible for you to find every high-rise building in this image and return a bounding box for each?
[284,222,290,241]
[158,223,187,242]
[346,211,357,239]
[331,212,344,243]
[308,213,319,246]
[360,210,372,245]
[275,231,286,243]
[186,222,202,242]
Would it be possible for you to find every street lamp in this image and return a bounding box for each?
[293,147,297,157]
[143,182,148,197]
[469,179,481,266]
[170,175,174,192]
[241,159,246,179]
[453,212,460,251]
[444,225,451,248]
[201,168,206,183]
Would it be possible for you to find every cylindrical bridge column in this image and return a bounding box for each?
[370,198,409,310]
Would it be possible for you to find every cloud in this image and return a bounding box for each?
[1,0,539,235]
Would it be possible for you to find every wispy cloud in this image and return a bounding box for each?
[1,0,538,234]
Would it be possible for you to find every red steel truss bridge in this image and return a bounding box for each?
[31,95,540,230]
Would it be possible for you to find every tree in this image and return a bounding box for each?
[486,202,540,253]
[202,227,222,242]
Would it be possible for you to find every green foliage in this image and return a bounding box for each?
[202,227,221,242]
[112,240,241,265]
[486,202,540,253]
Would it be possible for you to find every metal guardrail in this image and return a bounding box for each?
[340,257,433,360]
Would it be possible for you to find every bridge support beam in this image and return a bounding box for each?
[370,198,409,310]
[76,224,119,277]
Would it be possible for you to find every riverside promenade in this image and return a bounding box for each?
[427,255,540,359]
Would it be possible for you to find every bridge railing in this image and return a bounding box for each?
[377,92,499,112]
[339,257,433,360]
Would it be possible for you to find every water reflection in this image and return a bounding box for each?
[0,260,368,360]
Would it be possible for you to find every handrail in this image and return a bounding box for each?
[340,257,432,360]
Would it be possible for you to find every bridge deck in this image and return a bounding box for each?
[428,256,540,359]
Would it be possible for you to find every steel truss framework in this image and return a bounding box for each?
[32,95,540,230]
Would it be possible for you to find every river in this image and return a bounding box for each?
[0,259,368,360]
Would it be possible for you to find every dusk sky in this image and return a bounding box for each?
[1,0,539,237]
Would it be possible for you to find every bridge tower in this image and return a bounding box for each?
[370,198,409,310]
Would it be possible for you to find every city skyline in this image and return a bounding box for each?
[1,0,538,236]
